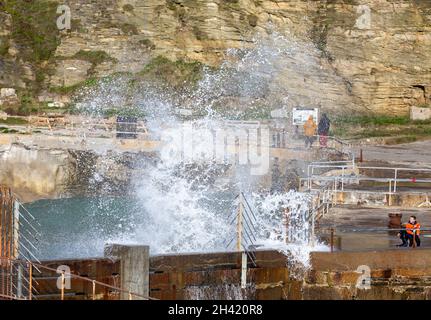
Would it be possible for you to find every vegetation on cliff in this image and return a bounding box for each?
[138,56,204,88]
[1,0,60,114]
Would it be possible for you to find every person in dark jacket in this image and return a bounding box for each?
[318,113,331,147]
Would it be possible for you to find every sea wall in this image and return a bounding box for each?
[37,249,431,300]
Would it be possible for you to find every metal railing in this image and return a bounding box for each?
[2,116,150,140]
[302,162,431,195]
[0,257,158,300]
[0,187,40,300]
[224,192,258,266]
[270,129,353,158]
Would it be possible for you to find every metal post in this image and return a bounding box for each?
[17,263,23,299]
[311,210,315,247]
[330,228,334,253]
[13,200,20,259]
[388,180,392,206]
[333,179,337,205]
[241,252,247,289]
[237,193,243,252]
[92,280,96,300]
[129,292,133,300]
[341,166,345,191]
[283,208,289,244]
[61,272,65,300]
[394,169,398,193]
[28,263,32,300]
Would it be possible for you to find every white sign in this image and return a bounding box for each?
[292,107,319,125]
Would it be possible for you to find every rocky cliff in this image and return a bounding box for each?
[0,0,430,115]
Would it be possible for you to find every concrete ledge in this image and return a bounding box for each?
[311,248,431,271]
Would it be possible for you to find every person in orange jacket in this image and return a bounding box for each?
[398,215,421,247]
[303,115,317,149]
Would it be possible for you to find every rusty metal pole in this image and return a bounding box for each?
[330,228,334,253]
[61,272,65,300]
[359,149,363,163]
[412,230,417,249]
[28,262,32,300]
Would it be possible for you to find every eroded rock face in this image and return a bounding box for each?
[50,59,93,87]
[1,0,430,114]
[0,144,73,202]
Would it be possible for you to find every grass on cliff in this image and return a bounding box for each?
[0,117,28,125]
[331,114,431,143]
[2,0,60,62]
[138,56,204,88]
[1,0,60,115]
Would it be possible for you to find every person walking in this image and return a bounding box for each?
[303,115,317,149]
[318,113,331,147]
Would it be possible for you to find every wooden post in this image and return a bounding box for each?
[92,280,96,300]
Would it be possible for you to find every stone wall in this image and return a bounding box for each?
[38,249,431,300]
[0,142,149,202]
[0,0,430,115]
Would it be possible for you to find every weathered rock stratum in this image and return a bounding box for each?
[0,0,430,115]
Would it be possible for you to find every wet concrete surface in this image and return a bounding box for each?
[354,140,431,166]
[317,205,431,251]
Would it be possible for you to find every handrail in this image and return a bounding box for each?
[318,227,431,232]
[305,162,431,194]
[0,257,158,300]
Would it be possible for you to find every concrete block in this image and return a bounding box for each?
[104,244,149,300]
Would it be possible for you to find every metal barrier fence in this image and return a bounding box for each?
[0,257,158,300]
[224,192,258,267]
[3,116,353,156]
[302,162,431,194]
[3,116,150,140]
[270,129,353,158]
[0,187,40,299]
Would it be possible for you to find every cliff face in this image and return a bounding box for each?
[0,0,430,115]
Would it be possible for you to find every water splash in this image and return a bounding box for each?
[185,284,255,300]
[37,31,333,269]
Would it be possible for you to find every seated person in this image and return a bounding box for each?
[397,215,421,247]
